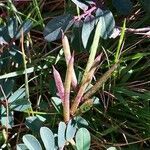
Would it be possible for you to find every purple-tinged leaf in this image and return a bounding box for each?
[44,14,73,42]
[52,66,64,102]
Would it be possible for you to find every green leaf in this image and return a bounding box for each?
[71,0,94,10]
[123,53,150,61]
[66,119,77,141]
[17,144,28,150]
[71,0,89,10]
[75,128,91,150]
[0,65,48,80]
[10,98,31,112]
[0,18,32,45]
[58,122,66,149]
[7,18,18,39]
[23,134,42,150]
[82,15,95,48]
[115,19,126,63]
[9,45,23,65]
[77,99,93,115]
[40,127,55,150]
[1,106,14,128]
[92,97,100,105]
[0,132,5,146]
[112,0,133,15]
[81,17,102,83]
[96,9,115,39]
[25,116,45,132]
[16,19,32,39]
[0,26,10,44]
[75,116,89,127]
[71,25,84,52]
[0,79,15,99]
[51,97,62,112]
[8,88,25,103]
[44,14,73,42]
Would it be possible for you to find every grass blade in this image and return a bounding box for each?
[81,20,102,83]
[115,19,126,63]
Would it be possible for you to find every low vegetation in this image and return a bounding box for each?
[0,0,150,149]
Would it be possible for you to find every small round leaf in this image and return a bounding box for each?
[40,127,55,150]
[58,122,66,149]
[23,134,42,150]
[17,144,28,150]
[107,147,117,150]
[75,128,91,150]
[66,119,77,141]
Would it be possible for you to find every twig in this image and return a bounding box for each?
[74,6,97,21]
[116,26,150,38]
[83,63,119,101]
[107,137,150,147]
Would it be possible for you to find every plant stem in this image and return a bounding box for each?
[81,20,101,84]
[115,19,126,63]
[32,0,44,27]
[83,63,119,101]
[70,54,102,115]
[21,29,33,116]
[63,54,74,122]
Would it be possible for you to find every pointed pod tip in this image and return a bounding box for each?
[52,65,57,73]
[52,65,56,70]
[61,30,65,39]
[95,53,103,61]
